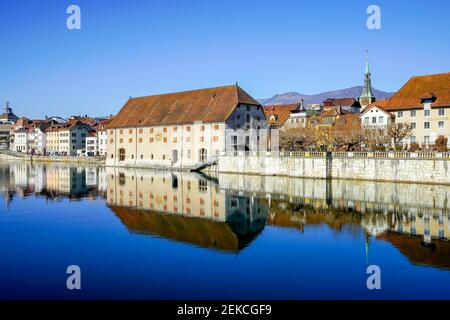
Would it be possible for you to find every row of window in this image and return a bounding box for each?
[113,125,221,135]
[112,136,220,144]
[410,121,446,129]
[364,116,385,124]
[398,108,445,118]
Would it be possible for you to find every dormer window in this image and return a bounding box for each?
[420,92,437,104]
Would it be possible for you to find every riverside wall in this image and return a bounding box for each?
[218,152,450,185]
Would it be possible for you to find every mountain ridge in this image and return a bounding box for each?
[258,86,395,106]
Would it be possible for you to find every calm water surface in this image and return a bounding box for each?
[0,161,449,299]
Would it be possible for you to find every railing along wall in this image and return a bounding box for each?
[222,151,450,160]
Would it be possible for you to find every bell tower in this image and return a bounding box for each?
[359,51,376,108]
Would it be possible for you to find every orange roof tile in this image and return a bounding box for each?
[108,85,261,129]
[263,103,300,126]
[386,72,450,110]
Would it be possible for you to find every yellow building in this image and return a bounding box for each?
[386,72,450,148]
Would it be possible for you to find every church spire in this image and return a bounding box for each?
[359,50,376,108]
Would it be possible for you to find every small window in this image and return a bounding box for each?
[424,122,430,129]
[119,129,123,134]
[438,121,444,129]
[129,138,133,143]
[138,129,143,134]
[439,108,445,116]
[150,128,154,133]
[186,126,191,132]
[410,122,416,129]
[411,110,416,117]
[398,111,403,118]
[163,127,167,132]
[425,110,431,117]
[173,127,177,132]
[129,129,133,134]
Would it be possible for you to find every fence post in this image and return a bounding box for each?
[326,151,332,179]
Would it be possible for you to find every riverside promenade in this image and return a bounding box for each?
[0,150,105,165]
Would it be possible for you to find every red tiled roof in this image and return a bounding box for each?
[107,85,261,129]
[323,98,358,107]
[263,103,300,126]
[386,72,450,110]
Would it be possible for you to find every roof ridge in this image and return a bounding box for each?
[130,85,238,101]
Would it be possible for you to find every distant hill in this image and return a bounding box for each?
[258,86,395,106]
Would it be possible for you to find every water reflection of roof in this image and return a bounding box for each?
[109,205,262,253]
[378,232,450,270]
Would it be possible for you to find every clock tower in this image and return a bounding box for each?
[359,51,376,108]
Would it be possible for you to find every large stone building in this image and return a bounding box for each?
[106,85,268,168]
[386,72,450,148]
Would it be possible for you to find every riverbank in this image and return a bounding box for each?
[3,150,450,185]
[218,151,450,185]
[0,151,105,165]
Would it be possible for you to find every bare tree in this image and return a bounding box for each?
[333,131,364,151]
[280,128,314,151]
[361,127,390,151]
[387,123,412,150]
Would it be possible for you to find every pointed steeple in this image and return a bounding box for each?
[359,50,376,108]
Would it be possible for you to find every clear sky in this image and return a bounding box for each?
[0,0,449,118]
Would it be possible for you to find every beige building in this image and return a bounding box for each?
[386,72,450,148]
[106,85,268,168]
[48,120,93,156]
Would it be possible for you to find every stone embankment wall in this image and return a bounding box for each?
[218,152,450,185]
[0,151,104,165]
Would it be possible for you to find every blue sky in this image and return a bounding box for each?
[0,0,449,118]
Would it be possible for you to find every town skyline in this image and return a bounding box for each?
[1,0,450,118]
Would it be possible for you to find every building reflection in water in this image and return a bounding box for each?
[105,168,267,253]
[0,162,449,268]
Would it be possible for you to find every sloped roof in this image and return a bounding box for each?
[109,205,242,252]
[386,72,450,110]
[323,98,359,107]
[378,232,450,269]
[263,103,300,126]
[361,99,394,116]
[107,85,261,129]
